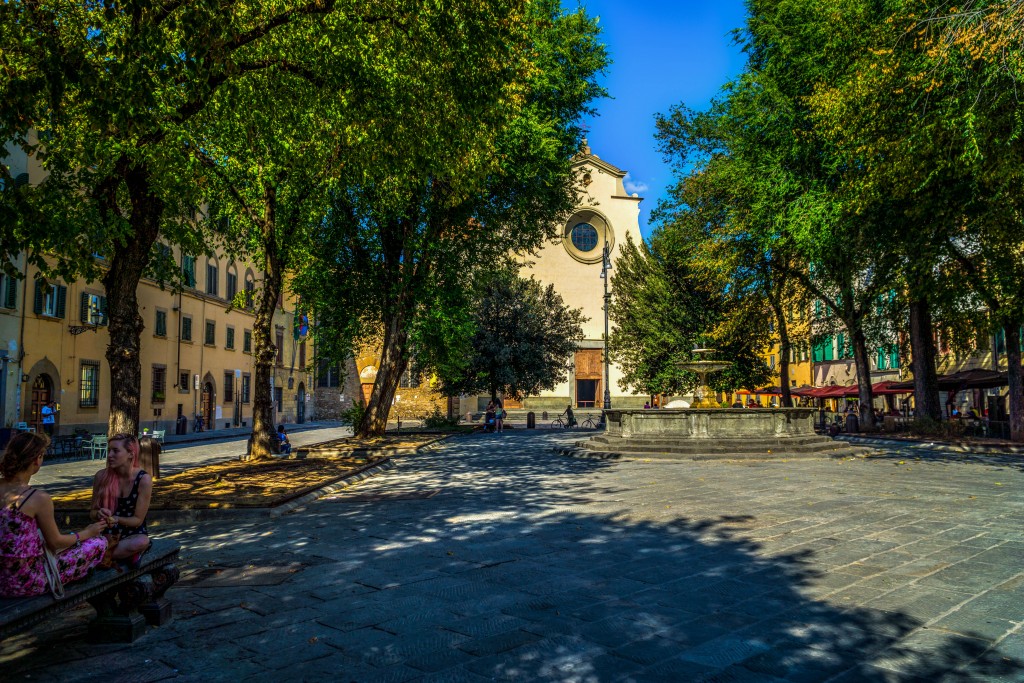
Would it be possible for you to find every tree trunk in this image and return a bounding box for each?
[1005,323,1023,442]
[850,324,876,430]
[770,299,793,408]
[104,165,162,435]
[245,186,282,460]
[357,313,410,438]
[909,298,942,421]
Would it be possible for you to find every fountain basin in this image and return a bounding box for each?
[606,408,816,439]
[557,408,873,461]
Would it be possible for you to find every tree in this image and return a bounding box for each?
[298,1,608,437]
[433,271,585,402]
[606,234,771,399]
[808,0,1024,436]
[191,2,531,457]
[0,0,417,435]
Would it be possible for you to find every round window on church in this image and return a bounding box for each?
[570,223,599,252]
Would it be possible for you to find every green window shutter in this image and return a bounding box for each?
[156,311,166,336]
[812,340,824,363]
[889,345,899,369]
[80,292,90,322]
[98,296,108,325]
[55,285,67,319]
[824,336,835,361]
[4,275,16,309]
[814,301,821,318]
[837,333,845,359]
[183,256,196,287]
[33,280,43,314]
[877,348,886,370]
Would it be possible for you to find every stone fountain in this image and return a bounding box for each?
[557,348,870,461]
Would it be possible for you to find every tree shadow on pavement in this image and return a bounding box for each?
[4,431,1022,682]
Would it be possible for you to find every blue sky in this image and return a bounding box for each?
[572,0,750,238]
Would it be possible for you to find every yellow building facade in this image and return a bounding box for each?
[18,248,313,435]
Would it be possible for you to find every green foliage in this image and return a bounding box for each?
[422,407,461,431]
[339,402,365,428]
[607,234,771,396]
[295,1,608,435]
[432,269,586,400]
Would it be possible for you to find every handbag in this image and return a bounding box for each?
[37,529,65,599]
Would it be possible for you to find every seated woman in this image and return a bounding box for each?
[90,434,153,564]
[0,433,109,597]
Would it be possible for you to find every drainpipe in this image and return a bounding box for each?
[16,252,29,422]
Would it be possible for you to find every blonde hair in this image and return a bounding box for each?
[97,434,140,510]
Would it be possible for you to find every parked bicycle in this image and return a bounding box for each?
[580,416,599,429]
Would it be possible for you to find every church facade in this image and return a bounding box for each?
[458,146,648,413]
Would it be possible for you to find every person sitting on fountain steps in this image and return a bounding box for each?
[562,404,577,428]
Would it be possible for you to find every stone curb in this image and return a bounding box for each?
[75,459,396,526]
[835,435,1024,455]
[59,432,460,527]
[294,431,460,459]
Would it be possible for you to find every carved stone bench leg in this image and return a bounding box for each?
[141,563,179,626]
[87,577,154,643]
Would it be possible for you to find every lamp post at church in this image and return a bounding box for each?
[600,241,612,411]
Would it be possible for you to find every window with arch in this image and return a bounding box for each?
[244,271,256,309]
[205,259,219,296]
[226,265,238,302]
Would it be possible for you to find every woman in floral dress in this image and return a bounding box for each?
[0,432,108,597]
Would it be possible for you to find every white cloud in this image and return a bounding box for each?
[623,173,649,195]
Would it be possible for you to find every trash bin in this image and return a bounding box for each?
[526,412,535,429]
[176,415,187,435]
[845,413,859,433]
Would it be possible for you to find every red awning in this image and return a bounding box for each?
[889,368,1009,392]
[871,381,913,395]
[804,385,851,398]
[789,384,817,397]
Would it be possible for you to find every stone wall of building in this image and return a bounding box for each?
[312,356,362,420]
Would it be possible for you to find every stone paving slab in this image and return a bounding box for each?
[3,430,1024,682]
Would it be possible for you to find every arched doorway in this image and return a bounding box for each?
[30,375,53,432]
[200,382,214,431]
[296,383,306,424]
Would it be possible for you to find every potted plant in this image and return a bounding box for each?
[152,391,166,403]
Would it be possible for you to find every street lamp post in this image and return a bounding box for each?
[601,241,612,411]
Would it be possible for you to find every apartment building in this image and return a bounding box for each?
[16,247,312,435]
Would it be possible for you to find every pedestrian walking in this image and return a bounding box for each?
[40,401,58,436]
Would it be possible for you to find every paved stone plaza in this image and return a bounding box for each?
[4,431,1024,682]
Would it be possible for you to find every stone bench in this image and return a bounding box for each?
[0,538,180,643]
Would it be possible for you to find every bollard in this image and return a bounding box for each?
[526,412,536,429]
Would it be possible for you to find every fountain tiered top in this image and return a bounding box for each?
[675,348,731,408]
